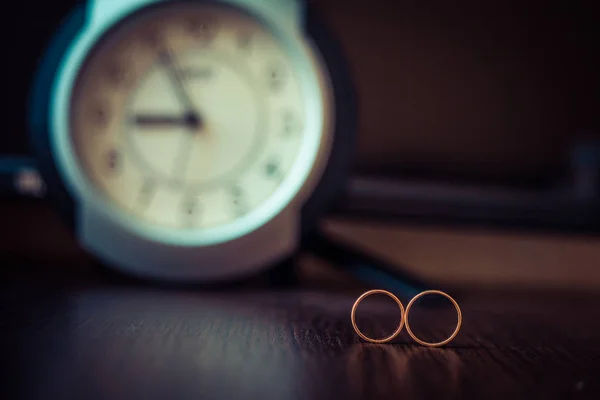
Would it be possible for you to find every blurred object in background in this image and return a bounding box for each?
[314,0,599,184]
[309,0,600,232]
[320,218,600,292]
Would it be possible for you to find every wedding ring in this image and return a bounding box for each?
[351,289,405,344]
[404,290,462,347]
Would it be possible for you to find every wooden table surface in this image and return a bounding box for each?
[1,263,600,400]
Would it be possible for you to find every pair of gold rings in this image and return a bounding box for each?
[351,289,462,347]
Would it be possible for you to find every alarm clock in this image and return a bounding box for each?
[29,0,356,282]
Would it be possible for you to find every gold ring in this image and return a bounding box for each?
[405,290,462,347]
[351,289,405,344]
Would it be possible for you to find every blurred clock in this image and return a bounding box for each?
[29,0,356,282]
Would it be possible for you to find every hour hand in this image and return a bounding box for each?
[131,113,201,129]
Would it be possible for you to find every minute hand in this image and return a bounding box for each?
[159,49,198,114]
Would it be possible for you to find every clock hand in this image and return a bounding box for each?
[157,50,203,182]
[171,129,196,183]
[158,49,199,118]
[132,113,201,129]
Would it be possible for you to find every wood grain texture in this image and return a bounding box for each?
[1,265,600,400]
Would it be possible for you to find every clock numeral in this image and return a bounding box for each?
[182,196,200,227]
[231,185,242,198]
[183,195,200,216]
[267,64,286,92]
[143,28,164,49]
[231,185,248,217]
[106,149,120,173]
[187,19,218,43]
[185,199,196,215]
[92,103,109,128]
[282,111,299,137]
[107,64,130,87]
[265,159,282,180]
[137,178,156,207]
[236,32,252,51]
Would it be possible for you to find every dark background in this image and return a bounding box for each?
[4,0,600,188]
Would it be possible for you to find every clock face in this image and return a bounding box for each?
[70,2,318,230]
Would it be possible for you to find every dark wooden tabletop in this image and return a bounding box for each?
[1,263,600,400]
